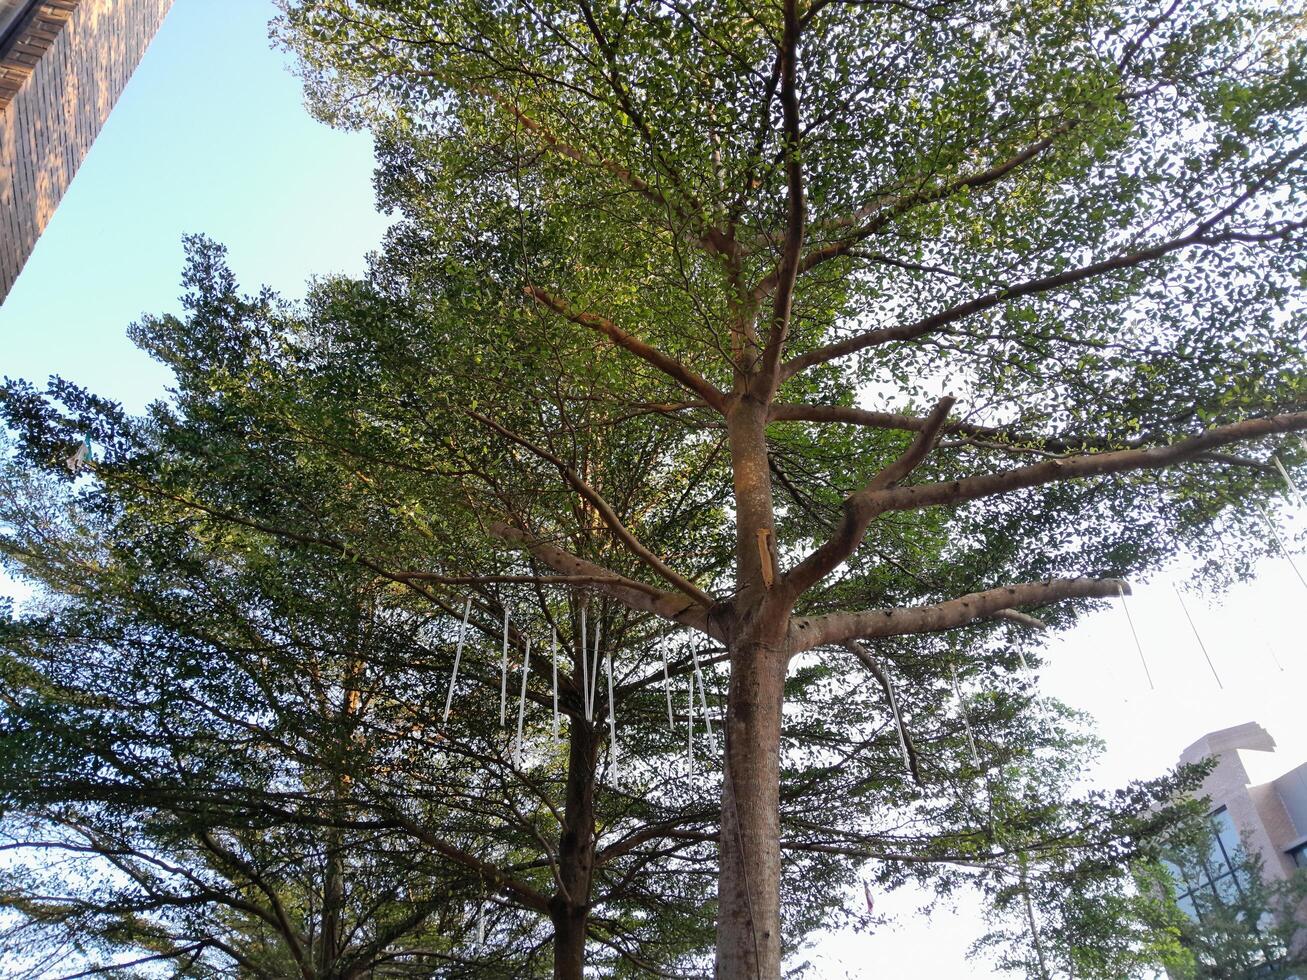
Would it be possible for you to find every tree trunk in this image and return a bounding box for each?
[552,691,597,980]
[716,640,787,979]
[716,398,789,979]
[551,900,589,980]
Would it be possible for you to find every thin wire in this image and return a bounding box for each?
[443,598,472,724]
[1257,502,1307,592]
[1116,582,1154,690]
[1172,584,1223,689]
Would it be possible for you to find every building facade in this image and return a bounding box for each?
[1179,722,1307,884]
[0,0,171,302]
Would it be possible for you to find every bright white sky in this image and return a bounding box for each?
[1,2,1302,976]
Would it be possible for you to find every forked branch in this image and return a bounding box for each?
[784,396,953,595]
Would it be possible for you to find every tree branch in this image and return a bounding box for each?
[488,522,714,636]
[754,0,806,395]
[793,578,1127,651]
[470,410,713,606]
[783,397,953,595]
[781,226,1204,379]
[523,287,728,412]
[786,411,1307,596]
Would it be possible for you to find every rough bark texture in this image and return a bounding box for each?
[715,640,787,979]
[715,398,790,977]
[552,703,598,980]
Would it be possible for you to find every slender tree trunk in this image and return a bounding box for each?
[717,398,790,979]
[552,691,598,980]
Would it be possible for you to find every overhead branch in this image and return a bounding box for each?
[390,571,668,596]
[470,411,713,606]
[793,578,1126,651]
[861,411,1307,517]
[781,177,1307,381]
[781,227,1206,380]
[759,124,1072,300]
[784,397,953,595]
[524,287,728,413]
[385,810,552,915]
[488,521,715,637]
[787,411,1307,595]
[473,75,736,259]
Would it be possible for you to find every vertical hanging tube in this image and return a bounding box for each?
[443,598,472,724]
[605,644,618,781]
[551,625,559,741]
[661,633,674,731]
[514,636,531,764]
[687,672,695,773]
[691,641,712,740]
[884,663,912,776]
[580,603,591,722]
[589,614,602,719]
[1273,455,1305,509]
[500,606,510,726]
[949,661,980,766]
[1117,582,1154,689]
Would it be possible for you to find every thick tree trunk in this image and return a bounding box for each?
[552,695,597,980]
[551,900,589,980]
[715,640,787,979]
[717,398,790,979]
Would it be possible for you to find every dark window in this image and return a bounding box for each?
[1289,842,1307,870]
[1165,807,1250,923]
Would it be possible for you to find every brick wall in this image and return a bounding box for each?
[0,0,171,301]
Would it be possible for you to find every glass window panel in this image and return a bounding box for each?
[1176,892,1201,923]
[1211,808,1242,873]
[1212,870,1243,904]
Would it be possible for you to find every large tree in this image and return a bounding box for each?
[271,0,1307,974]
[4,229,1206,979]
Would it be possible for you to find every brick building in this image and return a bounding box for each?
[1164,722,1307,978]
[0,0,171,302]
[1177,722,1307,889]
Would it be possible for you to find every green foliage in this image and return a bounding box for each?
[6,0,1307,973]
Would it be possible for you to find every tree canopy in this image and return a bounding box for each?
[3,0,1307,975]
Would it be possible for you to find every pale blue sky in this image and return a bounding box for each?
[1,2,1303,977]
[0,0,390,411]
